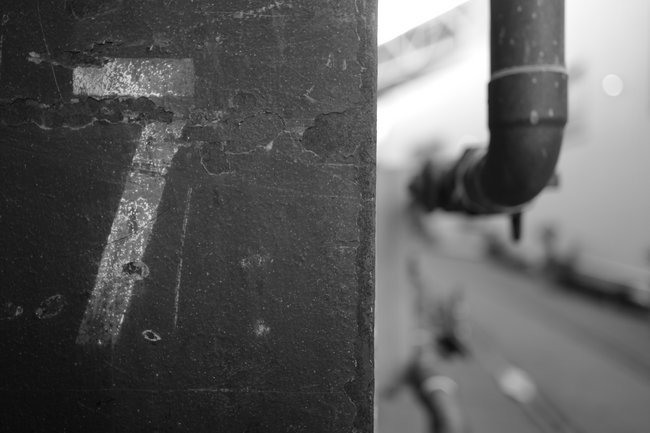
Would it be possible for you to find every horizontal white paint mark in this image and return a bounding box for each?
[73,58,194,97]
[77,121,187,346]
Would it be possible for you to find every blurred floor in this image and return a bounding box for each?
[375,166,650,433]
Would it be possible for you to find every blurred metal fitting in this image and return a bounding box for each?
[410,148,527,214]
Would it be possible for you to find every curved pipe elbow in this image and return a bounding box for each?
[410,0,568,215]
[476,71,568,208]
[479,126,563,207]
[462,125,563,210]
[478,0,568,208]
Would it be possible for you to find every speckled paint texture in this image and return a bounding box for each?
[73,59,195,97]
[0,1,376,432]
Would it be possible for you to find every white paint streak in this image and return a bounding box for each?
[240,250,272,269]
[173,187,193,329]
[35,294,66,319]
[36,0,62,100]
[77,121,186,345]
[0,35,4,81]
[27,51,43,65]
[232,1,291,19]
[254,319,271,337]
[73,58,195,97]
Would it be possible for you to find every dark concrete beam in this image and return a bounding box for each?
[0,1,376,431]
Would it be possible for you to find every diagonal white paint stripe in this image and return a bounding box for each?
[76,121,187,346]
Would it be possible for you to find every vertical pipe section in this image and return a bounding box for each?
[479,0,568,207]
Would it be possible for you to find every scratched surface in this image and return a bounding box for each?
[0,0,375,432]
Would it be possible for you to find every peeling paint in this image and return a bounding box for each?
[73,58,195,98]
[35,294,66,319]
[77,120,186,346]
[286,124,308,138]
[1,301,23,320]
[303,85,318,104]
[0,97,174,130]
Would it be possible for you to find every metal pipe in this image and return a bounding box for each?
[411,0,568,214]
[483,0,568,206]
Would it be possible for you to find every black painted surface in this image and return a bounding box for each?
[0,1,375,431]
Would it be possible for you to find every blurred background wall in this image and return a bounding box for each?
[378,0,650,279]
[375,2,650,432]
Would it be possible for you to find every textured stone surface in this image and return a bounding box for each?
[0,1,375,431]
